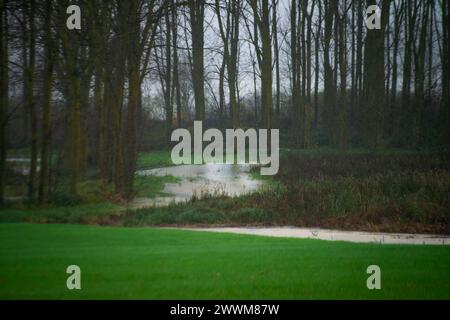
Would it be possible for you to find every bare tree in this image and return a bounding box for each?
[363,0,390,148]
[38,0,54,203]
[189,0,205,121]
[0,0,8,205]
[249,0,273,130]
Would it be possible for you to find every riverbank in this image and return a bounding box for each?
[1,149,449,235]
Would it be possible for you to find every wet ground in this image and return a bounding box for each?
[6,159,449,244]
[180,227,450,245]
[133,164,265,208]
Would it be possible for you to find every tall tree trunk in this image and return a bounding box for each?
[323,0,335,145]
[338,0,347,150]
[215,0,240,128]
[107,33,126,196]
[300,1,307,146]
[38,0,53,204]
[228,1,240,128]
[101,58,113,184]
[332,0,339,140]
[413,0,430,145]
[401,0,417,145]
[427,0,434,104]
[219,57,225,129]
[23,0,37,200]
[79,45,92,173]
[390,1,403,141]
[384,1,391,124]
[350,0,356,130]
[251,0,272,130]
[189,0,205,121]
[272,0,280,128]
[304,0,313,148]
[123,0,141,198]
[172,1,182,128]
[67,75,82,195]
[0,0,8,206]
[164,10,172,144]
[440,0,449,145]
[59,0,83,195]
[290,0,299,142]
[94,70,105,177]
[91,2,109,184]
[364,0,390,149]
[251,47,258,128]
[355,0,364,138]
[314,0,322,130]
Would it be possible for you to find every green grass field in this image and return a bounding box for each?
[0,223,448,299]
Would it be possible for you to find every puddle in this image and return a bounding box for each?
[181,227,450,245]
[6,158,40,176]
[133,164,265,208]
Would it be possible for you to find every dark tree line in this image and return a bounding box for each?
[0,0,448,204]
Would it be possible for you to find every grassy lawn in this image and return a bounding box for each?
[0,223,449,299]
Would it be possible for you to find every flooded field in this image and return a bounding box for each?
[133,164,266,208]
[182,227,450,245]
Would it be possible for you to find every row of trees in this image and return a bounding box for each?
[0,0,449,204]
[1,0,173,203]
[151,0,449,149]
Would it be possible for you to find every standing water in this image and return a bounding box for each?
[133,164,265,208]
